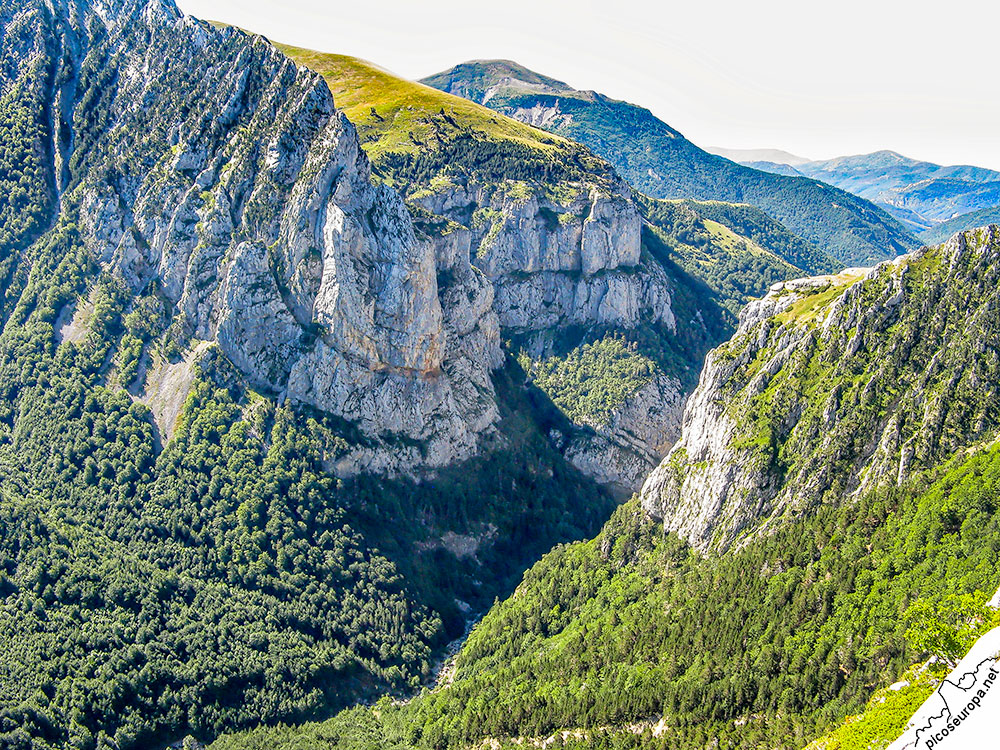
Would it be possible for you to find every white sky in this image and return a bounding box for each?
[177,0,1000,170]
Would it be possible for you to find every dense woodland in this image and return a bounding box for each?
[212,438,1000,750]
[518,335,657,426]
[0,68,53,311]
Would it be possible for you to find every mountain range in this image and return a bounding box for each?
[713,147,1000,237]
[1,2,997,750]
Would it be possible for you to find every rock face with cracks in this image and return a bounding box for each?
[414,180,674,334]
[642,226,1000,552]
[412,178,685,490]
[11,0,703,486]
[12,0,502,473]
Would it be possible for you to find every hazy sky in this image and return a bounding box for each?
[177,0,1000,170]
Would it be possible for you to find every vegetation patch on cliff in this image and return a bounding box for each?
[518,334,657,426]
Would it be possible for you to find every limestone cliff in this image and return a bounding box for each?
[413,176,688,490]
[14,0,502,473]
[420,180,676,330]
[642,226,1000,551]
[271,50,718,490]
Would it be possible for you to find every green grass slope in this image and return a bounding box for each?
[639,196,837,314]
[276,47,617,195]
[422,61,920,267]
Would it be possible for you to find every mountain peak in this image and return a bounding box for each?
[423,63,919,265]
[705,147,811,166]
[421,59,576,102]
[815,149,924,169]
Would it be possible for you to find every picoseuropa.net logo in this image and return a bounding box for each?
[890,625,1000,750]
[922,666,997,748]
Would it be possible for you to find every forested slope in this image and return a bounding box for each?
[423,61,920,266]
[211,433,1000,750]
[211,227,1000,750]
[0,1,618,746]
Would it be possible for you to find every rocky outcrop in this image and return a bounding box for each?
[563,372,686,493]
[414,179,675,334]
[18,0,502,473]
[642,227,1000,552]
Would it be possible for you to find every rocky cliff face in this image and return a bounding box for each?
[642,226,1000,552]
[412,175,687,489]
[14,0,502,473]
[414,178,675,335]
[562,372,686,491]
[270,50,731,492]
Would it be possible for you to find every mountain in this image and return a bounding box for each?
[642,225,1000,552]
[706,146,812,166]
[422,61,921,266]
[274,47,839,493]
[211,226,1000,750]
[729,149,1000,235]
[796,151,1000,234]
[9,2,996,749]
[0,0,640,746]
[883,177,1000,227]
[921,203,1000,245]
[740,159,806,177]
[0,1,838,746]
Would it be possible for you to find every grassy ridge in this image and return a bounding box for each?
[277,46,615,193]
[276,47,568,161]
